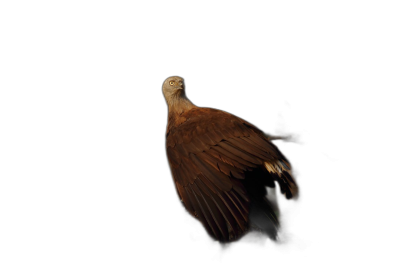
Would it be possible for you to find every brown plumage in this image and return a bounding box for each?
[163,76,298,242]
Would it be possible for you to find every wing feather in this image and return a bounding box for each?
[166,147,181,168]
[212,145,258,169]
[206,147,249,172]
[246,133,285,160]
[192,182,229,240]
[218,142,263,164]
[184,185,215,236]
[224,190,247,221]
[189,154,232,191]
[198,151,245,180]
[228,137,275,160]
[195,179,235,235]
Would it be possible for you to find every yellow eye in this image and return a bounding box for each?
[169,81,175,85]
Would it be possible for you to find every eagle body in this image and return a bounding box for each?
[163,76,298,242]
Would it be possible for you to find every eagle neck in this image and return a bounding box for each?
[167,94,196,116]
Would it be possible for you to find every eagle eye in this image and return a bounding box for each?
[169,81,175,86]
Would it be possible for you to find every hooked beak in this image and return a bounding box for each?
[177,84,184,90]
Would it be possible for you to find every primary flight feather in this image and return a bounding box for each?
[163,76,298,242]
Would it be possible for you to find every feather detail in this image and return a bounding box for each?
[196,179,241,240]
[189,154,232,191]
[211,145,258,170]
[206,147,248,171]
[218,141,263,165]
[226,138,274,160]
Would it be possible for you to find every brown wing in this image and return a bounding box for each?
[166,107,297,241]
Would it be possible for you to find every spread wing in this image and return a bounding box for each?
[166,108,297,241]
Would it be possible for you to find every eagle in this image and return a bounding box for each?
[163,76,298,242]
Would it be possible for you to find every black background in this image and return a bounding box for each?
[26,17,382,263]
